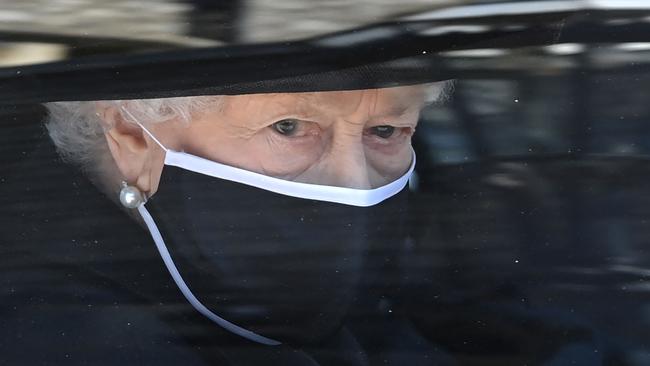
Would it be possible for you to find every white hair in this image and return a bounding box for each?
[427,79,455,105]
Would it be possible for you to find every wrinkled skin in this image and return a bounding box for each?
[101,85,439,197]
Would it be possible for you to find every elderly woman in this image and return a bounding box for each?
[20,84,451,364]
[47,85,444,201]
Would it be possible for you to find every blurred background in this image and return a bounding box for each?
[0,0,462,67]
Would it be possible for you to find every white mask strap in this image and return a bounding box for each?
[164,149,415,207]
[120,106,169,152]
[137,203,282,346]
[122,106,281,345]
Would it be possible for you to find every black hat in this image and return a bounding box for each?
[0,0,648,105]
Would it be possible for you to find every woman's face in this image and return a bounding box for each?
[104,85,436,195]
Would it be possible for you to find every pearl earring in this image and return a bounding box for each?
[119,181,146,208]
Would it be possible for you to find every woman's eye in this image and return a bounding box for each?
[272,119,299,136]
[370,125,396,139]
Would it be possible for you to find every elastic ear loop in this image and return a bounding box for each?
[119,107,169,153]
[122,107,282,346]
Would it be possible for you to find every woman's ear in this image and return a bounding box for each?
[99,106,165,195]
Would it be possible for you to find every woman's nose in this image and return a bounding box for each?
[319,138,373,189]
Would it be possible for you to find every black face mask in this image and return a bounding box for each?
[129,117,415,346]
[144,165,410,346]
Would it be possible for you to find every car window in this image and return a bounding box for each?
[2,1,650,365]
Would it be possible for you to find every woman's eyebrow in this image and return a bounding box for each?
[370,104,423,122]
[297,97,418,120]
[382,104,412,117]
